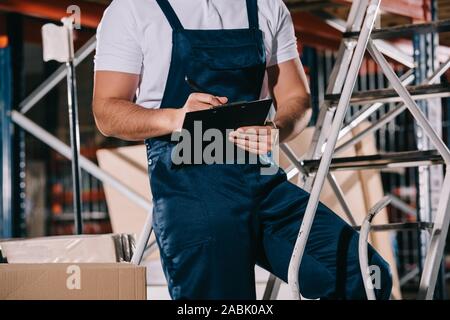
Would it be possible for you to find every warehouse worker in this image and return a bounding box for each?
[93,0,392,299]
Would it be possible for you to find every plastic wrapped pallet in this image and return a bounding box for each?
[0,234,135,264]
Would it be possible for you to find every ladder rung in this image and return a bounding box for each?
[344,19,450,40]
[303,150,443,172]
[353,222,434,232]
[325,83,450,105]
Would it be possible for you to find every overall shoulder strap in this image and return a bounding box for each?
[246,0,259,29]
[156,0,184,30]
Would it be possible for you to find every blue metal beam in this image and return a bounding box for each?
[7,13,26,238]
[0,41,13,238]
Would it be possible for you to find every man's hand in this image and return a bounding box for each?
[183,93,228,112]
[175,93,228,129]
[229,125,279,155]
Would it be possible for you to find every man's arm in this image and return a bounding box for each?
[268,57,312,143]
[93,71,227,141]
[93,71,181,141]
[230,58,312,154]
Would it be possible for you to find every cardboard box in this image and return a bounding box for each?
[0,263,146,300]
[0,234,135,264]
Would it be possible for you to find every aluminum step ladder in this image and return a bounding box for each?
[264,0,450,300]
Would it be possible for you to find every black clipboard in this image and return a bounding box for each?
[181,98,273,133]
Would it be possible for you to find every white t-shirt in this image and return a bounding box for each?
[94,0,299,109]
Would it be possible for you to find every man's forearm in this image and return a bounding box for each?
[93,98,183,141]
[274,96,312,143]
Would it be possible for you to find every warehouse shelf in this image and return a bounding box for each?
[325,83,450,105]
[344,19,450,40]
[303,150,444,172]
[353,222,434,232]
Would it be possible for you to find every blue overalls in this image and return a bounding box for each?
[146,0,392,300]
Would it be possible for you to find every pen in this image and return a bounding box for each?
[185,76,247,107]
[185,76,230,109]
[185,76,212,94]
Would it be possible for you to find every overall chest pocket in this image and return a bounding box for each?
[190,44,262,70]
[186,44,265,102]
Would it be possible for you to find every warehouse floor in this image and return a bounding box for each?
[144,259,293,300]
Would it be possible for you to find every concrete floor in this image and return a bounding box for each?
[144,259,294,300]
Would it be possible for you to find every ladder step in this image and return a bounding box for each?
[344,19,450,40]
[353,222,434,232]
[303,150,443,172]
[325,83,450,105]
